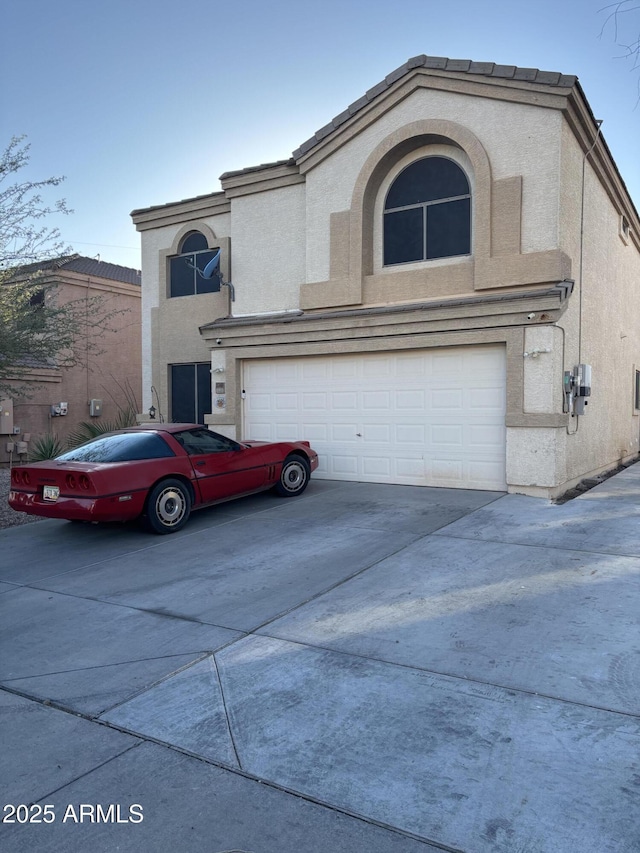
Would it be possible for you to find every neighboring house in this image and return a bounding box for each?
[0,255,141,462]
[131,55,640,498]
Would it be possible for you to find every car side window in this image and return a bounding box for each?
[172,428,241,455]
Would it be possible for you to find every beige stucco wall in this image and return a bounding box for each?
[303,88,562,285]
[477,116,640,495]
[135,70,639,498]
[230,183,305,316]
[560,126,640,479]
[140,213,230,417]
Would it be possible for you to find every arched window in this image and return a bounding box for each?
[383,157,471,266]
[169,231,220,297]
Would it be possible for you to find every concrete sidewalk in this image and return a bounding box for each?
[1,473,639,852]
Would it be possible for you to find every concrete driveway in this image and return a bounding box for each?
[1,473,639,853]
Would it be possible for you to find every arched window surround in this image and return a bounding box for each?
[350,120,492,285]
[169,229,221,298]
[160,223,230,302]
[375,146,475,272]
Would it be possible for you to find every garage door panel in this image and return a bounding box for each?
[302,392,327,410]
[431,389,464,409]
[432,425,463,446]
[469,387,505,409]
[246,422,272,441]
[332,392,358,410]
[248,393,272,412]
[397,425,426,444]
[243,346,506,490]
[363,391,391,410]
[396,457,426,478]
[395,354,426,376]
[274,394,297,410]
[302,423,329,442]
[332,361,358,379]
[362,457,392,476]
[431,459,464,483]
[332,424,359,442]
[469,424,504,447]
[363,424,390,443]
[396,390,425,409]
[302,361,330,380]
[331,456,359,475]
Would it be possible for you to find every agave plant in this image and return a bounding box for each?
[66,405,138,449]
[29,434,66,461]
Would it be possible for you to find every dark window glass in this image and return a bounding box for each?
[385,158,469,209]
[172,427,241,454]
[384,208,424,266]
[169,231,221,297]
[170,255,195,297]
[635,370,640,410]
[170,363,212,424]
[426,198,471,260]
[195,249,220,294]
[180,232,208,253]
[383,156,471,266]
[57,432,175,463]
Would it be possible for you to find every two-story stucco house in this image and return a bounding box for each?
[132,55,640,498]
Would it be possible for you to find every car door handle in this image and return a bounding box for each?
[195,460,206,467]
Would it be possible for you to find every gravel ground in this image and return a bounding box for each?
[0,467,44,529]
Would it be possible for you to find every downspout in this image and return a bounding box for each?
[568,118,603,435]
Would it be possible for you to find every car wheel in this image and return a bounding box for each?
[145,478,191,534]
[275,455,310,497]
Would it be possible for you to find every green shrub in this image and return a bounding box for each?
[66,405,138,449]
[29,434,66,461]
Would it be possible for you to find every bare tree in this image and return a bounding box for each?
[599,2,640,99]
[0,136,126,397]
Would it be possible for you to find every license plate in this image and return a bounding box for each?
[43,485,60,502]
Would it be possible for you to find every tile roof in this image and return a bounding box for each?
[292,54,578,160]
[5,255,141,285]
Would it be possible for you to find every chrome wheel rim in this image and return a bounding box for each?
[155,486,186,527]
[281,460,307,493]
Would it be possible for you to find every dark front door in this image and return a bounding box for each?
[171,363,211,424]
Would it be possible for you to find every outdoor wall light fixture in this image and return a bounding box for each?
[148,405,156,420]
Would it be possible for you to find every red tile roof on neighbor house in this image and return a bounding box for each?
[5,255,141,286]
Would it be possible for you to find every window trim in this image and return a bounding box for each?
[383,155,472,267]
[160,227,230,302]
[169,231,221,298]
[169,362,212,425]
[619,214,631,246]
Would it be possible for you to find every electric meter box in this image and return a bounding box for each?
[0,399,14,435]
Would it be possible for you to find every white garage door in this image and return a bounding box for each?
[243,345,507,490]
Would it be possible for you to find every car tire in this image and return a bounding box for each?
[275,454,310,498]
[145,478,192,534]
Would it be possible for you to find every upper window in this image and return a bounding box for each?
[169,231,220,297]
[383,157,471,266]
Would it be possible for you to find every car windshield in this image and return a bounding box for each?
[56,432,176,463]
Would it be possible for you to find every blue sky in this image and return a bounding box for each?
[2,0,639,269]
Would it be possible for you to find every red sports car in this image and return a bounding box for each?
[8,424,319,534]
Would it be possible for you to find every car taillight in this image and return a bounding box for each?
[11,469,21,485]
[79,474,91,491]
[12,470,30,486]
[65,474,77,489]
